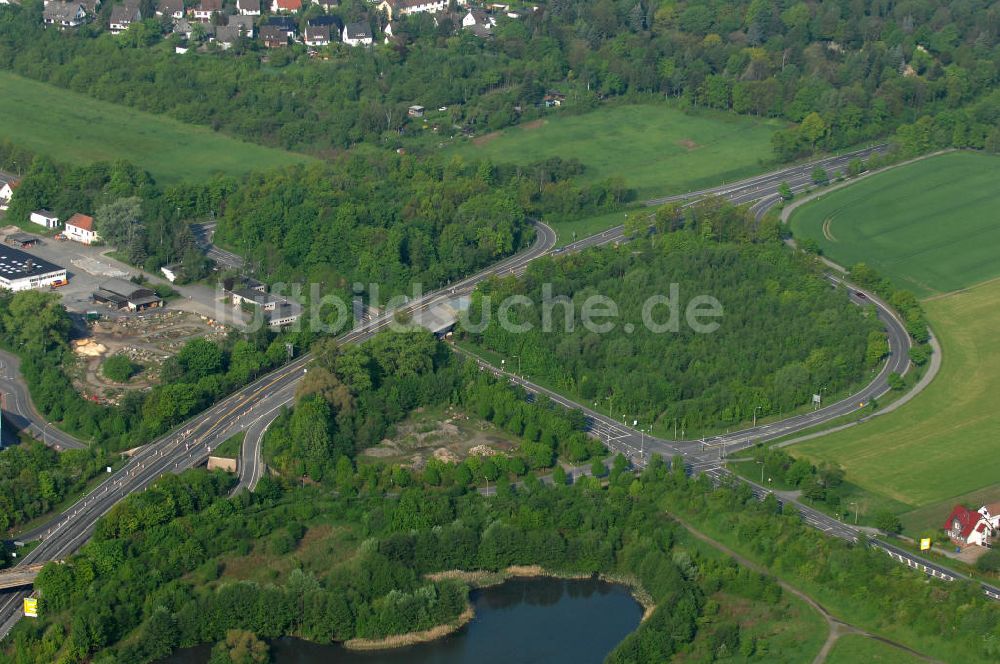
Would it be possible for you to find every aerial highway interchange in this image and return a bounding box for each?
[5,145,997,640]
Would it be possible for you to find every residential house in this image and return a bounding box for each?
[29,210,60,229]
[64,213,99,244]
[0,172,19,211]
[543,91,565,107]
[342,20,371,46]
[314,0,337,9]
[461,8,494,29]
[79,0,101,14]
[43,2,88,28]
[270,0,300,13]
[213,24,240,48]
[944,504,995,547]
[304,23,330,46]
[155,0,183,19]
[264,15,297,39]
[259,24,288,47]
[109,0,142,34]
[383,20,396,42]
[235,0,259,15]
[978,502,1000,531]
[226,13,254,37]
[407,105,424,117]
[172,16,194,38]
[377,0,446,21]
[190,0,220,22]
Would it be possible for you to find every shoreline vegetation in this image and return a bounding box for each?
[345,567,655,652]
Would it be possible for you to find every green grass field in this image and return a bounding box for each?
[790,152,1000,297]
[0,71,315,184]
[795,279,1000,526]
[449,104,784,201]
[826,635,925,664]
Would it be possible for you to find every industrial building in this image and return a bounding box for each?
[93,278,163,311]
[0,247,67,291]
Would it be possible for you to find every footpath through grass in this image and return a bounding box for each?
[789,151,1000,297]
[449,103,782,200]
[794,278,1000,531]
[825,634,926,664]
[0,70,315,184]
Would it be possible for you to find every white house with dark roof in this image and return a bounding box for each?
[190,0,220,22]
[226,13,254,37]
[304,23,330,46]
[156,0,183,19]
[43,2,88,28]
[376,0,446,21]
[235,0,259,14]
[29,210,60,229]
[342,21,372,46]
[109,0,142,34]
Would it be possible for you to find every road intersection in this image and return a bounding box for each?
[6,145,996,640]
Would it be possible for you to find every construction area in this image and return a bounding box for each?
[360,404,519,469]
[69,310,227,404]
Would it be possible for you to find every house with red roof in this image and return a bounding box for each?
[270,0,301,12]
[65,213,100,245]
[944,504,995,547]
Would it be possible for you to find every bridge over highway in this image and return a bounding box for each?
[0,564,43,591]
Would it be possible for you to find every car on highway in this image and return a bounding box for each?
[855,291,867,299]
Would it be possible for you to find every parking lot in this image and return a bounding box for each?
[0,226,248,326]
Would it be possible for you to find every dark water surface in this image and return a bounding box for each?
[161,577,642,664]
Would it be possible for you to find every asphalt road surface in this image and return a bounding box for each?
[0,350,86,451]
[6,145,995,640]
[191,222,245,270]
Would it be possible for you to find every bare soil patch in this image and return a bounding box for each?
[359,405,518,469]
[678,138,700,150]
[69,309,227,404]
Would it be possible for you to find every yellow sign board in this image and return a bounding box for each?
[23,597,38,618]
[920,538,932,551]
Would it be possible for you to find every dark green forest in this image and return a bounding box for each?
[212,153,627,300]
[0,442,111,535]
[463,204,884,434]
[4,0,1000,158]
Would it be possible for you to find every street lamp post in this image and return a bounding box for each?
[753,405,762,428]
[756,460,764,483]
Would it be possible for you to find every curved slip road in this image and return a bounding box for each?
[9,145,986,641]
[0,350,87,451]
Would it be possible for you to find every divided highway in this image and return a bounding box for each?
[6,145,992,641]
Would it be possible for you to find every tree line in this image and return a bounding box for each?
[2,0,1000,161]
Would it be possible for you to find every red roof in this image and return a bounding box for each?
[66,213,95,232]
[944,505,983,539]
[274,0,301,9]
